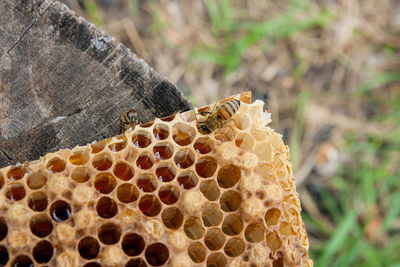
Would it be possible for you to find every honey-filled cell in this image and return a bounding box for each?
[27,191,48,212]
[113,162,134,181]
[47,157,66,173]
[138,195,161,217]
[7,165,25,180]
[177,171,198,190]
[153,142,174,160]
[145,243,169,266]
[132,131,152,148]
[5,183,26,201]
[172,122,196,146]
[155,164,176,182]
[92,153,113,171]
[117,183,139,203]
[158,185,180,205]
[78,236,100,259]
[136,152,154,170]
[108,135,127,152]
[96,196,118,219]
[98,222,121,245]
[188,242,206,263]
[193,137,214,154]
[30,214,53,238]
[122,233,145,256]
[195,156,218,178]
[161,207,183,230]
[50,200,71,222]
[0,217,7,241]
[33,240,54,263]
[69,150,89,165]
[153,123,170,140]
[11,255,34,267]
[174,149,195,169]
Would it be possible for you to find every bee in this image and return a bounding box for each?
[119,109,140,134]
[197,99,241,134]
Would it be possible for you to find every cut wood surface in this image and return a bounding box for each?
[0,0,192,167]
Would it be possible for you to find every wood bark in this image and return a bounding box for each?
[0,0,192,167]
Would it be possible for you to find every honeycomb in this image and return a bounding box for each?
[0,92,312,267]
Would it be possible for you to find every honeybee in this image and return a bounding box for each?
[119,109,140,133]
[197,99,241,134]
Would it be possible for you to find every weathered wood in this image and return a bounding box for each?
[0,0,192,167]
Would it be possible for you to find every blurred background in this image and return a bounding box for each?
[60,0,400,266]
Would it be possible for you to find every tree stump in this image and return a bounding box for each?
[0,0,192,168]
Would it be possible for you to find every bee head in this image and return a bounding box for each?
[126,110,140,124]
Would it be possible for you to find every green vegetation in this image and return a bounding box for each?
[192,0,333,76]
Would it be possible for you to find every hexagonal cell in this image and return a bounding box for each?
[33,240,54,263]
[202,203,223,227]
[94,173,117,194]
[207,252,227,267]
[245,223,265,243]
[96,196,118,219]
[78,236,100,259]
[188,242,206,263]
[224,237,245,257]
[265,208,281,226]
[195,156,217,178]
[50,200,71,222]
[30,214,53,237]
[199,180,220,201]
[158,185,180,205]
[153,142,174,160]
[117,183,139,203]
[0,245,8,266]
[153,123,170,140]
[71,167,90,183]
[172,122,196,146]
[136,152,155,170]
[272,253,284,267]
[69,149,89,165]
[279,221,296,236]
[235,132,254,151]
[174,149,195,169]
[177,171,198,190]
[145,243,169,266]
[266,231,282,252]
[122,233,145,256]
[222,214,243,235]
[125,258,147,267]
[11,255,33,267]
[7,165,25,180]
[27,191,48,212]
[205,228,226,250]
[0,217,7,241]
[5,183,26,201]
[138,195,161,217]
[91,139,111,154]
[184,217,205,240]
[114,162,134,181]
[161,207,183,230]
[98,222,121,245]
[92,153,113,171]
[255,142,273,162]
[108,135,128,152]
[27,170,47,189]
[220,190,242,212]
[132,131,152,148]
[193,137,214,154]
[155,164,176,182]
[137,174,158,192]
[47,157,66,173]
[217,164,241,188]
